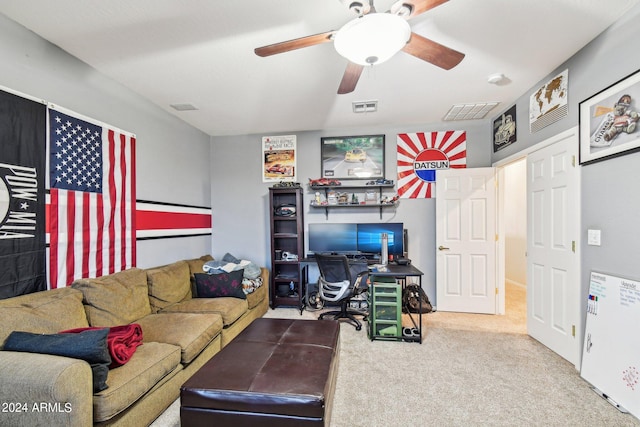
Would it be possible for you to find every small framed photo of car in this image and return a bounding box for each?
[320,134,385,179]
[579,69,640,165]
[493,104,516,152]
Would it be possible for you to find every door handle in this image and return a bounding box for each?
[438,245,450,251]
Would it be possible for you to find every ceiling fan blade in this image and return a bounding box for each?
[338,62,364,94]
[255,31,335,57]
[390,0,448,18]
[402,32,464,70]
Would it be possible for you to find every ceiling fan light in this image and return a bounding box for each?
[334,13,411,66]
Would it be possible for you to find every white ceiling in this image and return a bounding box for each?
[0,0,637,136]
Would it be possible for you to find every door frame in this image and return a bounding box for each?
[493,126,582,369]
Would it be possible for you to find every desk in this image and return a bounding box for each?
[368,263,423,285]
[298,258,424,343]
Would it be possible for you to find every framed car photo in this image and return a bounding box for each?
[262,135,296,183]
[579,69,640,165]
[320,134,385,179]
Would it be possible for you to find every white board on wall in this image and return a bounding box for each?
[580,271,640,419]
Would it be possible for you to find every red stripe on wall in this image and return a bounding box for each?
[136,210,211,230]
[46,203,211,234]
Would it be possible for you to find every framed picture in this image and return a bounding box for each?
[262,135,296,183]
[320,134,384,179]
[530,69,568,133]
[579,69,640,165]
[493,104,517,152]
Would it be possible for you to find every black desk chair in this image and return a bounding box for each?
[315,253,368,331]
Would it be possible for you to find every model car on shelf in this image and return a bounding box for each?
[366,179,394,185]
[308,177,341,186]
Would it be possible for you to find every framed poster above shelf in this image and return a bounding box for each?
[320,134,384,179]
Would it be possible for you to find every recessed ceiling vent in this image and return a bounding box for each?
[443,102,499,121]
[352,100,378,113]
[170,103,199,111]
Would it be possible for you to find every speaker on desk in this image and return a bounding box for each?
[403,228,408,259]
[396,257,411,266]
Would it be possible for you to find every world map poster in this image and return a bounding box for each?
[529,69,568,133]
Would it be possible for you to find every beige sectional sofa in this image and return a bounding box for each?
[0,255,269,426]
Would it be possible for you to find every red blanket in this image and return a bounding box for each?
[61,324,143,368]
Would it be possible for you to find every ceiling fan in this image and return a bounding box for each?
[254,0,465,94]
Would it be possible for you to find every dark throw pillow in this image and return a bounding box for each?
[194,270,246,299]
[4,328,112,392]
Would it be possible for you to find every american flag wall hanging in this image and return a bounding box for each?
[47,105,136,288]
[397,131,466,199]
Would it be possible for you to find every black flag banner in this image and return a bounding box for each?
[0,89,46,299]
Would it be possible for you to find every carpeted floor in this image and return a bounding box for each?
[151,283,639,426]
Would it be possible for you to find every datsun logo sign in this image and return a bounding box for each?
[413,148,450,182]
[397,131,466,198]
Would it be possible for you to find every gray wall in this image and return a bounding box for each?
[211,122,491,303]
[213,3,640,310]
[491,5,640,316]
[0,14,213,268]
[6,1,637,311]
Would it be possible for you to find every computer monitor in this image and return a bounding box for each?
[308,223,358,255]
[356,223,404,256]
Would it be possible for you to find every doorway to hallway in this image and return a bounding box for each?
[502,158,527,328]
[496,127,582,367]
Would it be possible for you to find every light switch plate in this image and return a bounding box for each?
[587,229,601,246]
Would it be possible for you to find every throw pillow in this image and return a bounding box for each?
[194,270,246,299]
[4,329,111,392]
[242,277,263,294]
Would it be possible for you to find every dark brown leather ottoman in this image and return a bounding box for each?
[180,318,340,427]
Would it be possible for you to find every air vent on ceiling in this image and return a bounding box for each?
[170,103,199,111]
[443,102,499,121]
[352,100,378,113]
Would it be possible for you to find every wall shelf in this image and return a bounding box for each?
[309,184,397,219]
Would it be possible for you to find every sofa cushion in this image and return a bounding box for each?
[72,268,151,327]
[4,329,111,392]
[185,254,214,278]
[146,261,192,313]
[160,297,248,327]
[93,341,181,423]
[136,313,223,364]
[0,287,89,346]
[194,271,246,299]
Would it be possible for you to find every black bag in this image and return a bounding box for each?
[402,284,433,313]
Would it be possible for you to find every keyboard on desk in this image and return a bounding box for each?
[304,254,379,265]
[345,256,378,265]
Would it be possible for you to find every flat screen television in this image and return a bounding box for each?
[308,223,358,255]
[356,223,404,256]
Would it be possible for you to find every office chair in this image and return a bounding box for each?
[315,253,368,331]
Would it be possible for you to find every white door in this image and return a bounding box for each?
[527,134,580,365]
[436,167,497,313]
